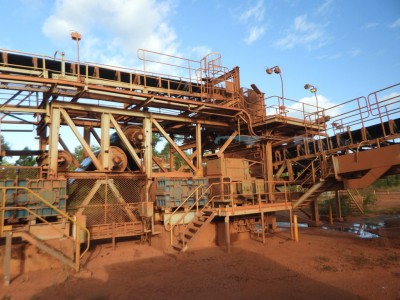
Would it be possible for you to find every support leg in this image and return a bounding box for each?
[293,214,299,242]
[4,231,12,285]
[225,216,230,253]
[335,191,343,222]
[261,212,265,244]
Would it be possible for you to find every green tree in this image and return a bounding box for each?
[159,143,187,170]
[15,146,36,166]
[152,133,162,155]
[73,144,101,162]
[0,136,11,166]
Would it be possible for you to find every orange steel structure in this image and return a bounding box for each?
[0,48,399,275]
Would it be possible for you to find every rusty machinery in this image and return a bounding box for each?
[0,47,399,259]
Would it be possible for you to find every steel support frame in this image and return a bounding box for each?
[48,107,61,178]
[152,119,198,174]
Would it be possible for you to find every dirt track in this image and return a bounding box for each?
[1,222,400,300]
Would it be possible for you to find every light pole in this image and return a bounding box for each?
[70,31,82,78]
[304,83,319,117]
[266,66,284,114]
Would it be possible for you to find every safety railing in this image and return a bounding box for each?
[165,179,293,230]
[346,189,364,214]
[0,186,90,271]
[264,95,321,124]
[1,48,243,110]
[367,82,400,137]
[324,96,369,137]
[138,48,201,85]
[164,183,206,230]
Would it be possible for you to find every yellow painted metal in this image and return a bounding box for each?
[0,186,90,259]
[3,225,12,231]
[75,219,80,272]
[293,214,299,242]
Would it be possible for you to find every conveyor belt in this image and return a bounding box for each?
[275,117,400,160]
[0,51,203,94]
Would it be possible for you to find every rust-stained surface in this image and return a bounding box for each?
[0,47,399,268]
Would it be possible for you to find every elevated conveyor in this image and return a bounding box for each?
[0,46,399,257]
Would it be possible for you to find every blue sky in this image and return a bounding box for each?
[0,0,399,151]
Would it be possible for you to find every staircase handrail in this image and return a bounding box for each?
[347,189,364,214]
[167,183,220,247]
[0,186,90,259]
[165,181,228,233]
[164,183,206,230]
[296,158,321,188]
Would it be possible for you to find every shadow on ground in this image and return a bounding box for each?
[33,246,358,300]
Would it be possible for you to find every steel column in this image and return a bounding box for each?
[335,190,343,221]
[143,116,152,202]
[48,107,60,178]
[100,113,110,170]
[225,216,230,253]
[196,123,203,176]
[265,142,275,202]
[4,231,12,285]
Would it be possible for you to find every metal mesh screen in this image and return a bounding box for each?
[0,166,41,180]
[67,175,146,227]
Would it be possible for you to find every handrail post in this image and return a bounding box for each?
[230,182,234,208]
[4,230,12,285]
[75,222,80,272]
[3,186,90,259]
[196,188,199,213]
[0,188,5,236]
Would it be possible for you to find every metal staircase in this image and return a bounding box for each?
[172,208,216,251]
[346,189,365,214]
[165,183,220,252]
[293,180,327,209]
[1,186,90,273]
[13,230,75,269]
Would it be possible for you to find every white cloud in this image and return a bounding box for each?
[377,92,400,108]
[363,22,379,30]
[245,26,266,44]
[275,15,329,50]
[318,48,360,60]
[315,0,334,15]
[42,0,180,69]
[189,46,213,59]
[292,94,341,116]
[239,0,265,23]
[266,94,342,121]
[389,18,400,29]
[238,0,266,44]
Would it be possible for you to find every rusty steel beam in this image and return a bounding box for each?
[0,73,244,117]
[333,144,400,189]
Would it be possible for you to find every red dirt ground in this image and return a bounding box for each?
[1,195,400,300]
[1,220,400,300]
